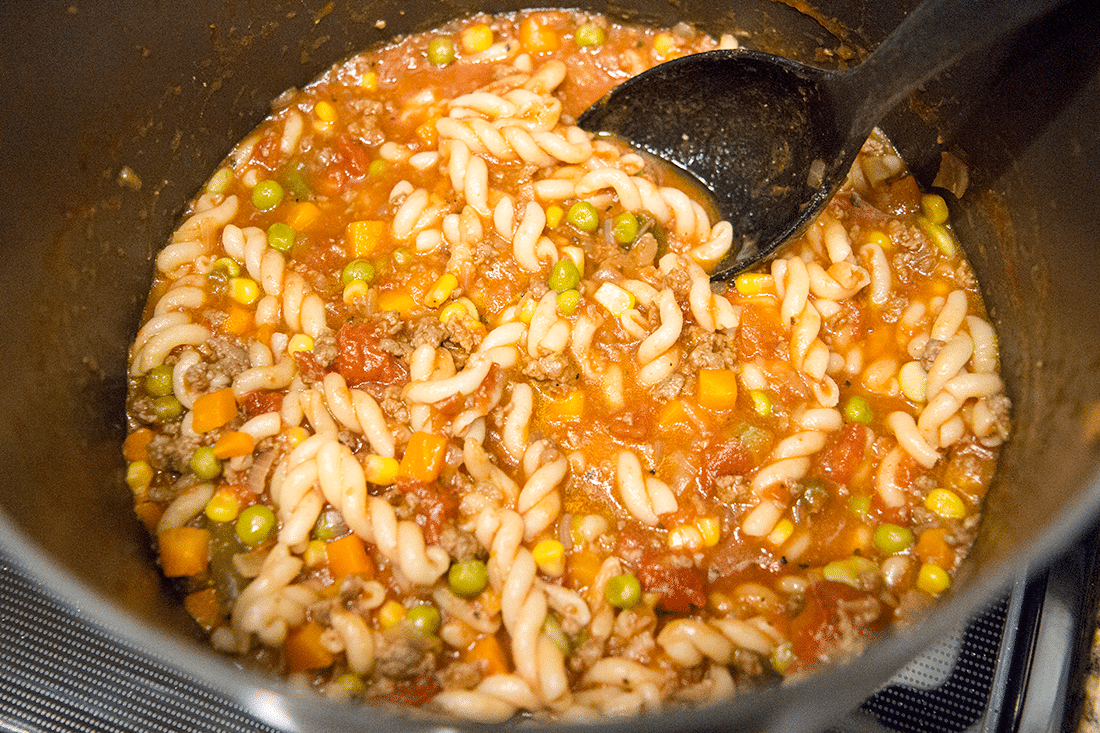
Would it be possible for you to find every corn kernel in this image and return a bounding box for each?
[204,489,240,523]
[518,296,537,324]
[304,539,328,568]
[863,229,892,250]
[917,217,958,256]
[343,280,370,305]
[668,525,704,551]
[917,563,951,595]
[461,23,494,54]
[378,599,406,629]
[229,277,260,305]
[286,426,310,447]
[126,461,153,491]
[425,273,459,308]
[654,32,677,58]
[364,455,400,486]
[823,556,878,587]
[439,296,480,326]
[546,204,565,229]
[925,488,966,519]
[734,272,773,295]
[593,282,635,316]
[921,194,949,225]
[767,518,794,546]
[288,334,314,355]
[314,100,337,123]
[532,539,565,577]
[359,70,378,91]
[696,517,721,547]
[750,389,772,416]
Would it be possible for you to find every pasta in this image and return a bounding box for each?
[123,9,1011,721]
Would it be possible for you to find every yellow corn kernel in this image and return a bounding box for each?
[303,539,328,568]
[546,204,565,229]
[439,296,480,325]
[917,217,958,256]
[734,272,773,295]
[286,426,310,448]
[346,220,386,258]
[378,599,406,629]
[343,280,370,305]
[863,229,892,251]
[415,118,438,147]
[285,201,322,232]
[359,70,378,91]
[696,517,721,547]
[767,518,794,546]
[921,194,949,225]
[653,32,677,58]
[425,273,459,308]
[532,539,565,577]
[461,23,494,54]
[126,461,153,491]
[917,563,951,595]
[229,277,260,305]
[593,282,635,316]
[823,556,878,588]
[204,489,240,523]
[377,290,416,316]
[314,100,337,123]
[205,167,233,195]
[518,296,538,324]
[925,488,966,519]
[364,455,399,486]
[749,389,772,416]
[288,334,314,355]
[668,525,704,552]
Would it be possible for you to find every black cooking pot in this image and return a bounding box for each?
[1,0,1099,730]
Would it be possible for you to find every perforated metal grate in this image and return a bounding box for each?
[0,555,1011,733]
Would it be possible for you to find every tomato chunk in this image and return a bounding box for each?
[818,423,867,484]
[638,559,706,613]
[334,322,408,387]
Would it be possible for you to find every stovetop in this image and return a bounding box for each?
[2,524,1097,733]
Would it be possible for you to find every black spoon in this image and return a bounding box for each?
[578,0,1058,278]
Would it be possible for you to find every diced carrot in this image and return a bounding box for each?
[133,501,164,533]
[346,220,386,257]
[286,201,323,231]
[191,388,238,433]
[415,113,440,147]
[657,399,691,428]
[915,528,956,570]
[284,621,336,673]
[184,588,222,631]
[697,368,739,410]
[325,534,376,579]
[543,391,584,422]
[566,549,601,591]
[223,305,254,335]
[212,431,256,459]
[123,428,154,462]
[158,526,211,577]
[398,431,448,483]
[519,16,560,52]
[464,633,511,676]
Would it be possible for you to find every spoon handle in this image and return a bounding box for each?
[832,0,1060,139]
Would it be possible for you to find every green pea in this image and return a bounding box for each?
[369,159,387,178]
[427,37,456,66]
[144,364,175,397]
[557,289,582,315]
[152,395,183,422]
[849,495,871,516]
[567,201,599,233]
[266,222,296,252]
[236,504,276,546]
[448,559,488,599]
[333,673,365,697]
[770,640,795,674]
[612,212,639,244]
[252,180,285,211]
[190,446,222,481]
[212,257,241,277]
[542,614,571,655]
[548,258,581,292]
[575,23,606,47]
[874,523,914,555]
[604,572,641,609]
[843,395,873,424]
[312,512,339,542]
[406,605,441,637]
[282,168,311,201]
[341,259,377,285]
[392,247,411,266]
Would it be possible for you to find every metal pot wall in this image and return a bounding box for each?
[1,0,1098,730]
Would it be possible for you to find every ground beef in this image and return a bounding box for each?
[204,336,250,379]
[920,338,945,370]
[715,474,749,504]
[650,372,686,402]
[982,393,1012,445]
[146,424,202,474]
[374,628,436,681]
[437,661,482,692]
[521,352,579,392]
[313,328,338,369]
[409,316,447,349]
[438,525,483,562]
[130,396,159,425]
[685,328,738,370]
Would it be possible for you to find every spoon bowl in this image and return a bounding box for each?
[578,0,1060,277]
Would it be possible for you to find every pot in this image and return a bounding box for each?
[1,0,1098,730]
